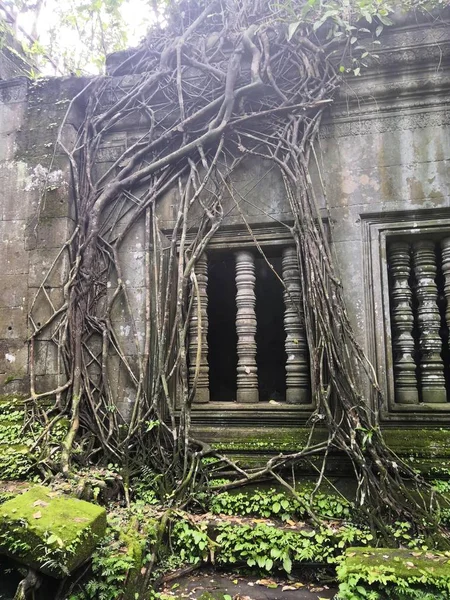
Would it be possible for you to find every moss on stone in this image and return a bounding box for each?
[0,486,106,577]
[343,547,450,579]
[383,429,450,459]
[338,547,450,600]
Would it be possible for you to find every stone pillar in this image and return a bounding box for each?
[441,237,450,329]
[235,250,258,403]
[413,240,446,403]
[387,242,419,404]
[188,254,209,403]
[282,247,310,404]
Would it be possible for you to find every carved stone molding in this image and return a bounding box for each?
[413,240,446,403]
[282,247,309,404]
[0,79,27,104]
[320,109,450,139]
[235,250,258,403]
[188,254,210,403]
[387,242,419,404]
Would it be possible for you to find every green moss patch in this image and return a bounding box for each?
[337,547,450,600]
[0,486,106,577]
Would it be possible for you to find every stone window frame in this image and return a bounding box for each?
[362,209,450,423]
[184,223,316,428]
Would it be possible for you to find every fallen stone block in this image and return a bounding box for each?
[0,485,107,577]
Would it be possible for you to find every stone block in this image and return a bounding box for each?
[0,486,106,578]
[34,374,63,394]
[22,160,73,221]
[28,247,70,288]
[0,372,30,394]
[0,101,25,136]
[25,216,73,250]
[33,340,62,376]
[0,339,29,376]
[0,274,27,309]
[0,161,36,221]
[0,222,29,276]
[338,547,450,600]
[0,132,17,162]
[0,307,28,340]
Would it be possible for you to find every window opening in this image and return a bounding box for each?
[255,255,286,402]
[208,254,237,402]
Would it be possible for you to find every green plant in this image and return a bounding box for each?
[0,396,67,480]
[171,520,210,564]
[69,508,156,600]
[210,487,352,521]
[167,515,372,576]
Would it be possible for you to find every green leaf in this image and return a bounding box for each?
[283,555,292,573]
[378,15,393,26]
[288,21,300,41]
[272,502,281,513]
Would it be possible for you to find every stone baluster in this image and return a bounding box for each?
[441,237,450,329]
[282,246,310,404]
[235,250,259,403]
[188,254,210,403]
[413,240,446,403]
[387,242,419,404]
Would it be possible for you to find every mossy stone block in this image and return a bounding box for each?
[338,547,450,599]
[0,486,106,577]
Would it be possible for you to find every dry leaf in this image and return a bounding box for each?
[282,585,297,591]
[256,579,278,588]
[33,511,42,519]
[405,561,415,568]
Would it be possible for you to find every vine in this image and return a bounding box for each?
[25,0,449,546]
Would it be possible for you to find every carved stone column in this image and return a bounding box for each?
[441,237,450,329]
[413,240,446,403]
[188,254,209,403]
[282,247,309,404]
[235,250,258,403]
[388,242,419,404]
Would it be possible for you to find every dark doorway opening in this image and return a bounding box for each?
[255,255,286,402]
[208,254,237,401]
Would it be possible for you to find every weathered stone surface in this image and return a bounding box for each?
[0,486,106,578]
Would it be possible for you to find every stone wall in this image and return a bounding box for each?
[0,16,449,437]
